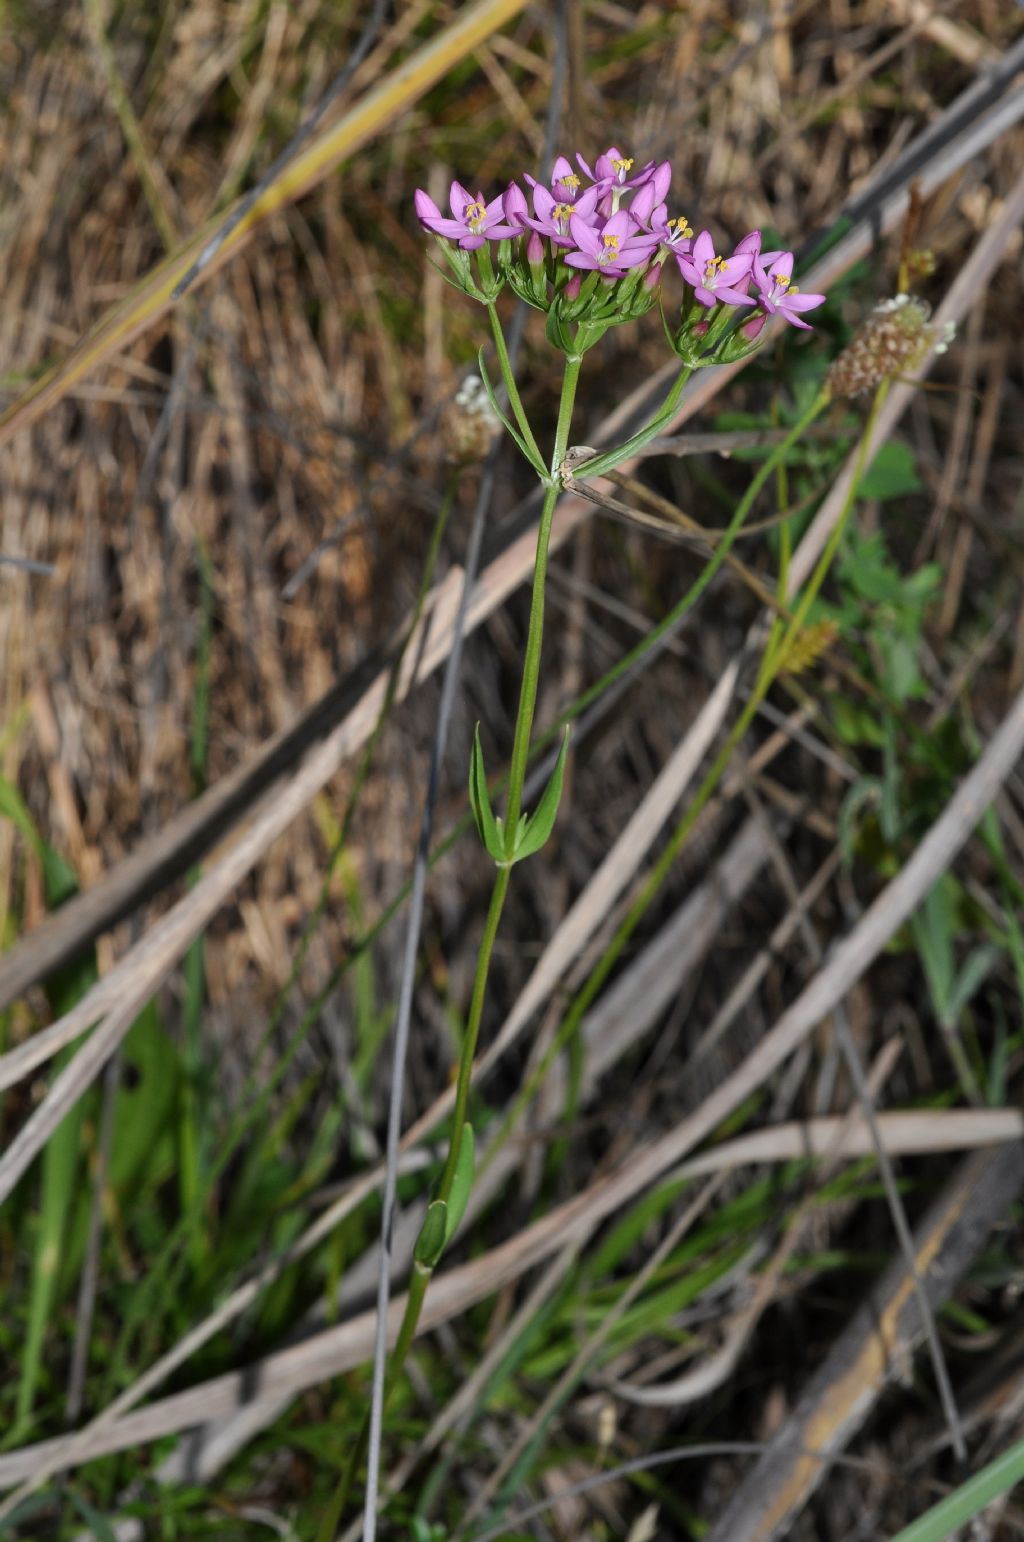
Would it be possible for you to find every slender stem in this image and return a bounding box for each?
[502,353,582,844]
[573,365,691,481]
[435,862,512,1199]
[487,302,545,472]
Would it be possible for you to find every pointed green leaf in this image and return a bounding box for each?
[512,726,571,863]
[414,1199,448,1270]
[477,348,548,478]
[444,1123,475,1244]
[469,725,506,862]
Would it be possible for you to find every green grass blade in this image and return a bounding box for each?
[886,1435,1024,1541]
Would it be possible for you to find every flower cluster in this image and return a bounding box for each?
[414,149,826,361]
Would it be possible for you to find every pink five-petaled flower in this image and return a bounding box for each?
[524,155,585,201]
[677,230,755,308]
[413,180,520,250]
[751,252,826,329]
[565,209,656,278]
[641,202,695,259]
[523,181,601,247]
[577,146,655,192]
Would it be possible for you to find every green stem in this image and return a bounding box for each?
[436,864,511,1202]
[502,352,582,844]
[487,302,545,473]
[572,365,691,481]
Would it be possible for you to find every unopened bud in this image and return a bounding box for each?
[564,274,582,302]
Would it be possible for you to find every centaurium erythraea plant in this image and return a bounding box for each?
[347,154,961,1542]
[355,156,833,1526]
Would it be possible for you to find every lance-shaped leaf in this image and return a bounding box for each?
[469,725,507,862]
[413,1199,449,1270]
[512,726,571,863]
[477,348,548,478]
[443,1123,475,1244]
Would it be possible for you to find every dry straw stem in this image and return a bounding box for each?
[0,0,529,448]
[702,1144,1024,1542]
[2,21,1023,1018]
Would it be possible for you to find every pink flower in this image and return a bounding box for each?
[751,252,826,329]
[677,230,755,308]
[576,146,658,192]
[524,181,601,247]
[413,180,520,250]
[640,202,694,259]
[564,209,657,278]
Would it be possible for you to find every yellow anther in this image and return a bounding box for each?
[602,233,621,255]
[667,216,692,241]
[703,255,727,282]
[560,172,581,193]
[464,200,487,230]
[552,202,575,225]
[612,157,634,177]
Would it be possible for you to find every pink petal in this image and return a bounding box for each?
[429,217,471,238]
[533,184,555,219]
[414,189,441,221]
[569,211,601,257]
[692,229,714,267]
[449,180,473,220]
[782,292,826,311]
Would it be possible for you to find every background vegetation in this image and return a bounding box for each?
[1,1,1023,1537]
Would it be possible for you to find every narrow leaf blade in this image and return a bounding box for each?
[513,726,570,862]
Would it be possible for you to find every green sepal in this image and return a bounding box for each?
[414,1200,448,1270]
[444,1123,475,1244]
[477,347,547,478]
[512,725,571,863]
[469,725,507,863]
